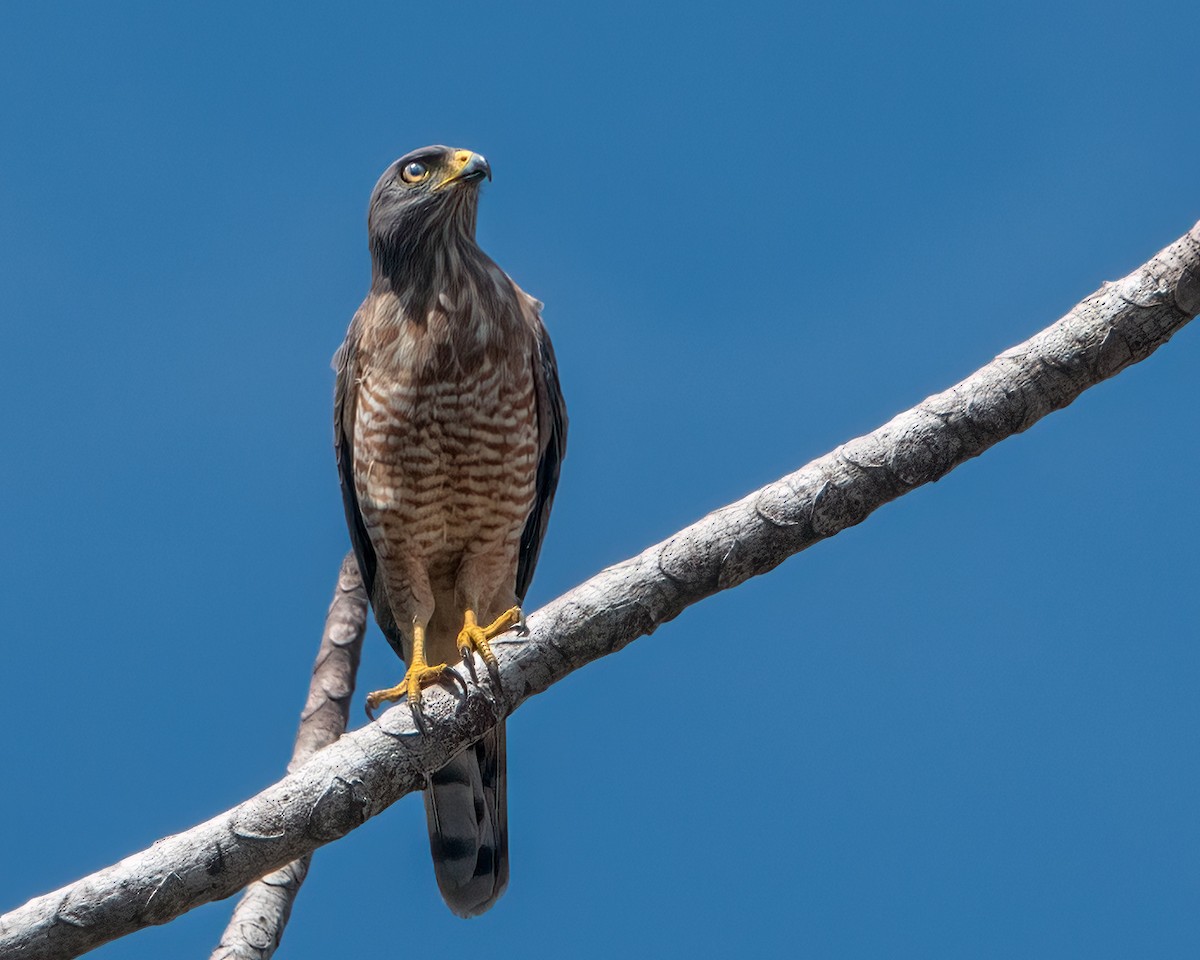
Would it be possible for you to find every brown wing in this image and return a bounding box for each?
[332,311,379,609]
[515,300,568,603]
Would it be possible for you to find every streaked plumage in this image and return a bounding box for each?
[333,145,566,917]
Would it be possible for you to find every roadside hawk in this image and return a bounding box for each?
[333,146,567,917]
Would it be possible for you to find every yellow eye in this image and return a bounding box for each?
[401,161,429,183]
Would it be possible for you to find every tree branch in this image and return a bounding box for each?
[209,553,366,960]
[2,221,1197,960]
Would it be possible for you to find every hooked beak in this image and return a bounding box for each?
[440,150,492,188]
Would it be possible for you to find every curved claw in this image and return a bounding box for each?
[365,687,401,722]
[460,646,479,684]
[408,697,428,735]
[456,606,518,691]
[407,667,467,733]
[439,664,469,699]
[459,643,502,691]
[484,654,502,691]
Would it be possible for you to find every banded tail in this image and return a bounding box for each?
[423,721,509,917]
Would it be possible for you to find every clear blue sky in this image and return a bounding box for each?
[2,2,1197,957]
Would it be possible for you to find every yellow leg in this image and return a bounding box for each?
[365,622,465,727]
[457,606,521,688]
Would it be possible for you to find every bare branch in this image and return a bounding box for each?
[209,553,366,960]
[2,222,1197,960]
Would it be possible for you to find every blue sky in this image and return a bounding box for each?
[2,2,1198,957]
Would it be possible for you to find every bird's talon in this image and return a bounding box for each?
[460,646,479,684]
[443,665,468,698]
[456,606,520,690]
[409,698,428,735]
[365,659,465,728]
[364,683,406,721]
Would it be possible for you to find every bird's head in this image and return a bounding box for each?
[367,145,492,271]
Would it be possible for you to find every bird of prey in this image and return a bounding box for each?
[332,145,567,917]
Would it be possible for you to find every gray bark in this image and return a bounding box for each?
[2,221,1197,960]
[209,554,366,960]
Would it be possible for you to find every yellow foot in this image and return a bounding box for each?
[457,607,522,688]
[365,660,466,729]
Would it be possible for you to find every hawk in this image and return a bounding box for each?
[333,145,566,917]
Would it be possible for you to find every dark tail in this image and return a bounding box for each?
[423,721,509,917]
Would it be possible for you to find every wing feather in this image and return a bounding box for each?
[332,312,379,606]
[515,300,568,603]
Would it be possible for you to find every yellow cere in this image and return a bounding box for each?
[437,149,478,189]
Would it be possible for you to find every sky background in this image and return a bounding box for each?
[2,2,1198,957]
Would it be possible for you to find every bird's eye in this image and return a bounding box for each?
[401,161,428,183]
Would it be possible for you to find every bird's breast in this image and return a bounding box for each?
[353,347,539,575]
